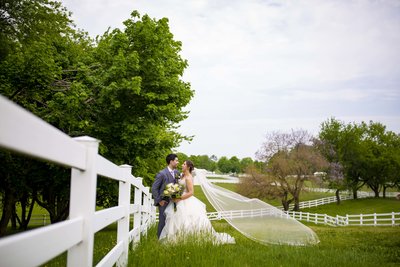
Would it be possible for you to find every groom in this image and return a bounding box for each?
[152,153,180,238]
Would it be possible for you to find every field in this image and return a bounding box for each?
[7,183,400,267]
[126,185,400,267]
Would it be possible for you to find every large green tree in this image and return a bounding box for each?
[86,11,194,185]
[319,118,400,199]
[0,2,193,235]
[0,0,85,235]
[360,122,400,197]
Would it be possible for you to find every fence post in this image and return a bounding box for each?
[374,213,377,226]
[117,165,132,267]
[67,136,99,267]
[392,212,395,226]
[132,178,143,246]
[142,187,150,236]
[360,214,363,225]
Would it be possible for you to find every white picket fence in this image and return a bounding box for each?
[206,209,400,226]
[0,95,156,267]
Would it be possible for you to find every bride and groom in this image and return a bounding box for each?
[151,154,235,244]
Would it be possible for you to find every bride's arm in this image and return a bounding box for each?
[180,177,194,200]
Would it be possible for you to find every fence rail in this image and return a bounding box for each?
[278,191,400,210]
[0,95,156,267]
[205,209,400,226]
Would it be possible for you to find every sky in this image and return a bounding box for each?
[60,0,400,160]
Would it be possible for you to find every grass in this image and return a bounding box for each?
[41,223,118,267]
[8,184,400,266]
[128,223,400,267]
[206,176,232,180]
[122,184,398,267]
[301,197,400,215]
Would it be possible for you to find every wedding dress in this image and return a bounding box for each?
[159,178,235,244]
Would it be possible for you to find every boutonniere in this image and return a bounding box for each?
[174,172,180,180]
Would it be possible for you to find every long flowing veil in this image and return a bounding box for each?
[194,169,319,246]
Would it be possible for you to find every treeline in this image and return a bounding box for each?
[0,1,193,236]
[176,153,263,174]
[239,120,400,211]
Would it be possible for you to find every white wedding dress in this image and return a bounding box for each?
[159,178,235,244]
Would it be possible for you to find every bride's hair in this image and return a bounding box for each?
[185,160,194,173]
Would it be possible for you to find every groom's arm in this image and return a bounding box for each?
[151,172,164,206]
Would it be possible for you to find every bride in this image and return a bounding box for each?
[159,160,235,244]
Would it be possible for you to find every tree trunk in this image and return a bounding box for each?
[18,192,35,230]
[0,188,16,236]
[383,187,387,198]
[335,189,341,205]
[11,204,17,229]
[293,192,300,211]
[373,188,380,198]
[281,191,291,211]
[282,200,289,211]
[352,187,358,199]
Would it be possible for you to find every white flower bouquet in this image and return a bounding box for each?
[163,183,184,199]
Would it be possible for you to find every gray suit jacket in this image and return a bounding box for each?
[152,167,178,206]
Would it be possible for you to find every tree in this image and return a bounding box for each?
[319,118,366,199]
[0,4,194,235]
[217,156,231,174]
[361,122,400,197]
[229,156,241,174]
[240,157,254,173]
[325,162,346,204]
[255,130,328,211]
[319,118,400,199]
[89,11,193,186]
[0,0,85,235]
[237,164,280,200]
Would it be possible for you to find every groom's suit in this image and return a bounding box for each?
[152,167,178,238]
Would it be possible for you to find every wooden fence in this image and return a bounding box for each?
[0,95,156,267]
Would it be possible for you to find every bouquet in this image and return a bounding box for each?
[163,183,184,211]
[163,183,184,199]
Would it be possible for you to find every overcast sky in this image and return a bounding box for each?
[60,0,400,159]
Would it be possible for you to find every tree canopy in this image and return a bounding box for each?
[0,0,193,235]
[319,118,400,198]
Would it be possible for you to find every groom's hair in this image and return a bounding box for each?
[166,153,178,165]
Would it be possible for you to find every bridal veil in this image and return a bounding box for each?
[194,169,319,246]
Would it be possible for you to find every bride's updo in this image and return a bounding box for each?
[185,160,194,173]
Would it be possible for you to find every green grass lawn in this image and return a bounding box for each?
[301,197,400,215]
[41,223,119,267]
[9,183,400,267]
[129,184,400,266]
[128,223,400,267]
[206,176,232,180]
